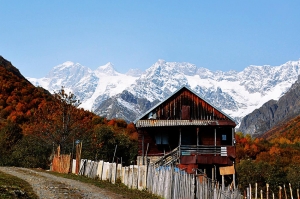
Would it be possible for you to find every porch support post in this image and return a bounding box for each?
[232,127,235,146]
[214,128,216,146]
[179,128,181,164]
[233,161,236,189]
[179,128,181,146]
[214,128,216,156]
[196,127,199,146]
[142,133,144,165]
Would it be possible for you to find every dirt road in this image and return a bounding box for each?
[0,167,125,199]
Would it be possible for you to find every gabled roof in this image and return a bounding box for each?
[134,86,236,125]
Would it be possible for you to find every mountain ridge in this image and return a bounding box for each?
[27,59,300,124]
[239,75,300,136]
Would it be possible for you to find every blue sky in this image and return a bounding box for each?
[1,1,300,78]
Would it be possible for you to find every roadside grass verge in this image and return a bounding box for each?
[39,170,161,199]
[0,171,38,199]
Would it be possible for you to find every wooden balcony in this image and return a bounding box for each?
[152,145,236,167]
[180,145,228,156]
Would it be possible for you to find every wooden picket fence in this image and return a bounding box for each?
[244,183,300,199]
[51,156,300,199]
[71,159,147,189]
[51,154,71,173]
[65,158,241,199]
[147,165,241,199]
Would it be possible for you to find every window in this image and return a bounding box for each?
[155,133,169,145]
[222,134,227,141]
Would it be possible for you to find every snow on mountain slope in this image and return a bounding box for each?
[83,68,138,111]
[124,59,300,123]
[28,61,139,111]
[27,77,51,89]
[27,59,300,124]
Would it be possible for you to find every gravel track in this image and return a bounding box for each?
[0,167,125,199]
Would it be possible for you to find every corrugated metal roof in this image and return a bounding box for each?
[135,119,219,127]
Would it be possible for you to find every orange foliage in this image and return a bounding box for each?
[126,123,136,133]
[15,102,26,112]
[129,131,138,141]
[0,57,136,164]
[269,146,280,155]
[107,119,116,126]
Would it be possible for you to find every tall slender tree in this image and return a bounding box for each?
[30,87,91,153]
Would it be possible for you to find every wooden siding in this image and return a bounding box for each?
[138,126,234,156]
[140,88,232,122]
[138,130,163,156]
[136,87,236,166]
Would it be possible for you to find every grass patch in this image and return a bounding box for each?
[0,171,38,199]
[40,170,161,199]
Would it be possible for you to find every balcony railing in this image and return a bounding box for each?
[180,145,227,156]
[153,145,228,167]
[153,146,180,167]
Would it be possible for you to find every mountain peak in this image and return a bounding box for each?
[47,61,90,79]
[62,61,74,66]
[95,62,117,76]
[53,61,76,70]
[148,60,197,76]
[157,59,166,65]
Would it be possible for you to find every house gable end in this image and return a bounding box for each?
[135,86,236,127]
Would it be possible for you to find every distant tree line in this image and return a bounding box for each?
[235,132,300,192]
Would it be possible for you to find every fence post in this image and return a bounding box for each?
[75,142,82,174]
[212,166,215,184]
[255,183,258,199]
[214,185,218,199]
[290,183,294,199]
[266,183,269,199]
[222,175,225,191]
[279,186,282,199]
[249,183,252,199]
[170,166,175,199]
[284,184,287,199]
[260,190,263,199]
[233,162,236,190]
[111,163,116,184]
[247,187,250,199]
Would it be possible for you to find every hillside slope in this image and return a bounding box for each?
[0,56,53,126]
[260,114,300,141]
[239,76,300,137]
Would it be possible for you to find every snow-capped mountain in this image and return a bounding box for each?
[28,62,139,111]
[239,75,300,137]
[27,59,300,124]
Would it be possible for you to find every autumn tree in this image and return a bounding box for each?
[30,87,91,153]
[10,134,52,168]
[0,121,23,165]
[81,125,138,165]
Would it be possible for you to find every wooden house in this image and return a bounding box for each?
[134,86,236,181]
